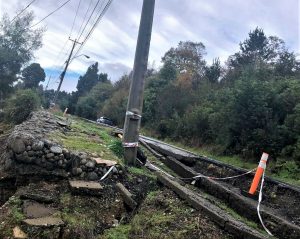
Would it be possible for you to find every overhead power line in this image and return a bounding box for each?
[76,0,102,41]
[53,0,83,66]
[29,0,72,28]
[76,0,93,39]
[72,0,113,61]
[69,0,82,38]
[11,0,37,22]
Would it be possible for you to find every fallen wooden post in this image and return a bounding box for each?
[155,171,267,239]
[116,183,137,210]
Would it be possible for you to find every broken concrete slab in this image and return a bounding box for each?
[23,216,64,227]
[19,192,55,204]
[13,226,27,239]
[69,180,103,196]
[91,157,117,167]
[23,201,58,219]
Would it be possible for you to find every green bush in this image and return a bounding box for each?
[4,89,40,124]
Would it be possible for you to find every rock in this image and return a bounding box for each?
[43,139,54,147]
[72,167,82,176]
[34,158,42,165]
[46,153,54,159]
[27,151,35,157]
[58,160,63,167]
[15,153,23,161]
[86,161,95,169]
[23,216,64,227]
[112,167,118,174]
[87,172,98,181]
[91,158,117,167]
[62,148,70,158]
[13,226,27,239]
[10,137,26,154]
[26,146,32,151]
[50,146,62,154]
[32,141,44,151]
[69,180,103,195]
[80,158,87,165]
[91,153,98,157]
[23,201,58,218]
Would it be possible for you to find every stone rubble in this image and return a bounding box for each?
[0,111,121,181]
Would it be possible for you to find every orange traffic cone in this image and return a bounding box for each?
[249,152,269,195]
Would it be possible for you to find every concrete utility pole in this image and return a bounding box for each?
[123,0,156,165]
[53,38,81,104]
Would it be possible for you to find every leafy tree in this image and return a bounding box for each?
[76,62,100,96]
[162,41,206,76]
[4,89,41,124]
[22,63,46,88]
[205,58,222,83]
[0,12,44,98]
[76,96,97,119]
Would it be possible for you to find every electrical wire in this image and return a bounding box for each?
[69,0,82,38]
[46,0,82,89]
[29,0,72,28]
[76,0,93,39]
[76,0,102,41]
[11,0,37,22]
[72,0,113,61]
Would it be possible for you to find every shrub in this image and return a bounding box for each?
[4,89,40,124]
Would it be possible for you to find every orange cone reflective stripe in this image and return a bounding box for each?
[249,152,269,195]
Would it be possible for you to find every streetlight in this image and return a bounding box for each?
[72,54,90,60]
[52,52,91,105]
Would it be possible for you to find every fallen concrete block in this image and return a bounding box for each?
[69,180,103,196]
[23,216,64,227]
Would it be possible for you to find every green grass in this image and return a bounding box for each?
[0,196,25,238]
[49,116,123,162]
[99,225,131,239]
[127,166,156,180]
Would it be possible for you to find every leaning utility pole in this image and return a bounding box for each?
[53,38,81,104]
[123,0,156,165]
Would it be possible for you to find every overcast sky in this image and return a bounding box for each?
[1,0,299,92]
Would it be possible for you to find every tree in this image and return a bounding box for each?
[0,12,44,98]
[22,63,46,88]
[205,58,222,83]
[76,62,100,96]
[162,41,206,76]
[4,89,41,124]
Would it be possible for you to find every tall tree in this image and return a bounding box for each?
[76,62,100,96]
[22,63,46,88]
[162,41,206,76]
[205,58,222,83]
[0,12,44,98]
